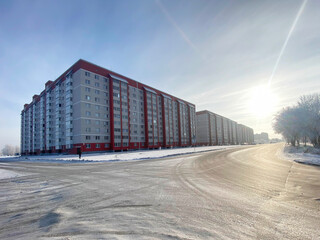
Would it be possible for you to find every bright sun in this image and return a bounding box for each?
[248,85,278,118]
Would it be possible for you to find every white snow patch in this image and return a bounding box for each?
[0,156,19,159]
[281,145,320,166]
[1,145,243,163]
[0,169,24,179]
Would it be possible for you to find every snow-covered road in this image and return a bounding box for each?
[0,143,319,239]
[0,168,24,180]
[1,145,242,163]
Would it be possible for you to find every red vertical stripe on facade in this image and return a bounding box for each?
[120,83,123,148]
[188,106,192,145]
[161,96,166,147]
[44,92,47,152]
[127,85,130,148]
[177,103,181,146]
[108,75,115,150]
[156,96,159,145]
[143,90,149,148]
[168,100,171,146]
[171,101,174,146]
[151,94,154,147]
[31,107,33,153]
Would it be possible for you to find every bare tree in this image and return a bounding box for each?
[273,93,320,148]
[1,145,20,156]
[297,94,320,147]
[273,106,302,146]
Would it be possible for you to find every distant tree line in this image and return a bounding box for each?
[273,93,320,147]
[1,145,20,156]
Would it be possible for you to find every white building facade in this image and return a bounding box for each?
[21,59,196,155]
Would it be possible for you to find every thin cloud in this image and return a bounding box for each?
[155,0,198,51]
[268,0,308,86]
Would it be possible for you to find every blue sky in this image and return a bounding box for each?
[0,0,319,149]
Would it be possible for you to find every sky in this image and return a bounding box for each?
[0,0,320,150]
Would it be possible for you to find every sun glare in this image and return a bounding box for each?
[248,85,278,118]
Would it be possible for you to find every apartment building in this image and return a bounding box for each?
[237,124,254,144]
[196,110,254,145]
[21,59,196,155]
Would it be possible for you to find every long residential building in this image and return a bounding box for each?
[196,110,254,145]
[21,59,196,155]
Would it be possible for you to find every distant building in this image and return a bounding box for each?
[21,59,196,155]
[270,138,282,143]
[196,110,254,145]
[254,132,269,144]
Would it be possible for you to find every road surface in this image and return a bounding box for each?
[0,143,319,239]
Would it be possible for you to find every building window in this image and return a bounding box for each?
[104,143,109,148]
[86,95,91,100]
[85,72,90,77]
[86,144,91,148]
[95,136,100,140]
[86,111,91,116]
[85,87,91,92]
[95,75,99,80]
[85,103,91,108]
[95,97,100,102]
[95,90,100,94]
[96,144,100,148]
[86,136,91,140]
[85,128,91,132]
[85,79,90,84]
[95,82,100,87]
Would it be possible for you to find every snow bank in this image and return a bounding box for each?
[0,169,24,180]
[0,156,19,159]
[0,145,242,163]
[282,145,320,166]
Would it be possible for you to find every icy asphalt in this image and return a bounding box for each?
[0,143,319,240]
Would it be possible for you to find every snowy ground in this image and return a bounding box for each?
[281,144,320,166]
[0,168,24,180]
[1,143,320,240]
[0,145,243,163]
